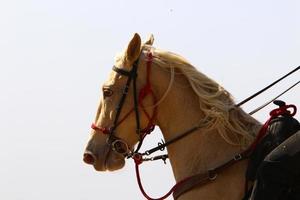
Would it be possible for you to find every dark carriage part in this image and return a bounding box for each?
[251,130,300,200]
[246,101,300,182]
[245,100,300,200]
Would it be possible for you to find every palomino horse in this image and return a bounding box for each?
[83,33,262,200]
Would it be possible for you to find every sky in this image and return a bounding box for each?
[0,0,299,199]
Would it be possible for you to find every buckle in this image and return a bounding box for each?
[234,154,242,161]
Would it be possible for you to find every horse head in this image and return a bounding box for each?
[83,33,157,171]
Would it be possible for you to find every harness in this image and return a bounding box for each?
[91,51,299,200]
[92,53,157,155]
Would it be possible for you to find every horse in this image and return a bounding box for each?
[83,33,262,200]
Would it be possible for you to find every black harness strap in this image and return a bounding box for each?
[249,81,300,115]
[112,65,133,77]
[236,66,299,107]
[132,63,141,135]
[110,60,140,143]
[110,58,151,155]
[143,117,210,156]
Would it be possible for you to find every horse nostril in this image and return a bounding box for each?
[83,151,96,165]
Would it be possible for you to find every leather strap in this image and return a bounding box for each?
[173,154,247,199]
[173,172,212,199]
[112,65,132,77]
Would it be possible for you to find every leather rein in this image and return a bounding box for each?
[91,53,300,200]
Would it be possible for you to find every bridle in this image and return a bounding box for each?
[91,52,300,200]
[92,51,157,156]
[91,51,220,200]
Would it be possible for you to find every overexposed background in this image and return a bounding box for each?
[0,0,299,199]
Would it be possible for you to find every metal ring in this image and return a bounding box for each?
[111,139,130,155]
[208,170,218,181]
[158,139,165,151]
[234,154,242,161]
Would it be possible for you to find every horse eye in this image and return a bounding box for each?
[103,88,113,98]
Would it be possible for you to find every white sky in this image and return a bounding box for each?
[0,0,299,199]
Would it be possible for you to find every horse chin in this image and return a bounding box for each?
[93,151,125,172]
[105,154,126,171]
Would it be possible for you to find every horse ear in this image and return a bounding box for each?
[144,34,154,46]
[125,33,141,63]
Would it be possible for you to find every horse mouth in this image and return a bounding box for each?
[93,146,126,171]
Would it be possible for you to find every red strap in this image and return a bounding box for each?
[138,52,157,137]
[244,103,297,157]
[134,154,189,200]
[270,104,296,117]
[138,52,154,103]
[91,123,110,134]
[245,118,272,154]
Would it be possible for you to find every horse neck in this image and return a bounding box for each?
[151,64,259,182]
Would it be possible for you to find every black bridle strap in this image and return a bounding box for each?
[109,53,159,156]
[132,61,144,153]
[249,80,300,115]
[112,65,132,77]
[110,58,150,155]
[142,117,210,156]
[132,63,141,135]
[109,75,133,139]
[110,61,139,138]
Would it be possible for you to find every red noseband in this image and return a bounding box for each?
[91,123,110,134]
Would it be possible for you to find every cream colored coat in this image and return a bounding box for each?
[84,33,261,200]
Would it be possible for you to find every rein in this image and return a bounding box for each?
[235,66,299,107]
[92,54,299,200]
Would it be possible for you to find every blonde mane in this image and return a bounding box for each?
[143,46,260,148]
